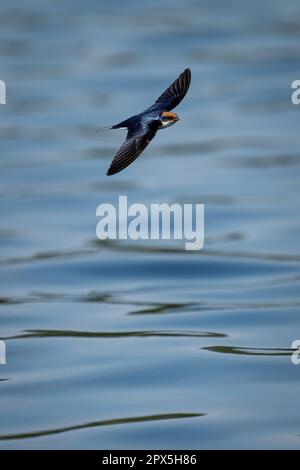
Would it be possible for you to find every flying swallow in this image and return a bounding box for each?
[101,68,191,176]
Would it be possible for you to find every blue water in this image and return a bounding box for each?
[0,0,300,449]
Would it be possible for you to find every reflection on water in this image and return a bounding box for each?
[0,0,300,450]
[203,346,293,356]
[0,413,204,441]
[6,329,226,340]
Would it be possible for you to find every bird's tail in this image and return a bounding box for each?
[98,118,131,132]
[98,126,114,132]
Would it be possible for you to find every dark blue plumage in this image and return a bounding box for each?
[103,68,191,176]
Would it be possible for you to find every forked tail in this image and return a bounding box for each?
[98,118,131,132]
[98,126,114,131]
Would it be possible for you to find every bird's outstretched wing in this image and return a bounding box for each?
[106,121,159,176]
[150,68,191,111]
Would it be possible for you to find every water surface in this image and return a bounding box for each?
[0,0,300,449]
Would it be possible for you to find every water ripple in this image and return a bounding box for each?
[0,413,204,441]
[6,329,226,340]
[203,346,293,356]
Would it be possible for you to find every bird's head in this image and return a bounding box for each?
[160,111,180,128]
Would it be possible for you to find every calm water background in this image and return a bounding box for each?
[0,0,300,449]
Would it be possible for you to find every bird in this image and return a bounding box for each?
[101,68,191,176]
